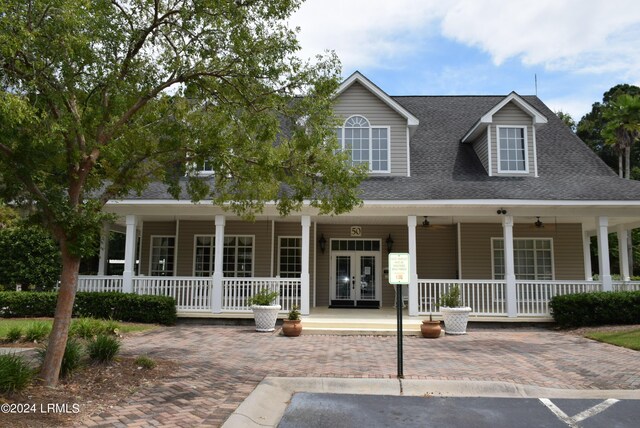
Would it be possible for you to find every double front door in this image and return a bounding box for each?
[330,251,381,308]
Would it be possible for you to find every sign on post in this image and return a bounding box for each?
[388,253,410,379]
[388,253,410,285]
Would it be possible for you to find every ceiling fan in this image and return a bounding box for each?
[421,216,451,230]
[527,216,556,231]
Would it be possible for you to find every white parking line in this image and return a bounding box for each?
[539,397,619,427]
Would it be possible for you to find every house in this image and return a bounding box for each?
[87,72,640,321]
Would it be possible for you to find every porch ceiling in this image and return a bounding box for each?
[104,201,640,232]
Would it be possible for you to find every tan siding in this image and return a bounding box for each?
[141,221,176,275]
[460,223,584,280]
[416,225,458,279]
[334,81,408,176]
[274,221,315,309]
[490,102,536,176]
[173,220,271,277]
[472,131,489,174]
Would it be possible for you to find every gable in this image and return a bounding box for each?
[334,81,409,176]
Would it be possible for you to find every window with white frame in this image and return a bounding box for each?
[337,115,389,172]
[150,236,175,276]
[199,160,214,174]
[279,237,301,278]
[492,238,553,280]
[498,126,527,172]
[193,235,254,277]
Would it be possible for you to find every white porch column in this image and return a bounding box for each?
[596,216,612,291]
[503,216,517,318]
[617,225,631,281]
[123,215,137,293]
[98,223,110,276]
[582,231,593,281]
[301,216,311,315]
[212,215,225,313]
[408,216,419,316]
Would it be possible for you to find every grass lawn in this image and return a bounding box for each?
[0,318,158,339]
[586,329,640,351]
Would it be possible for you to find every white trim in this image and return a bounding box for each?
[313,221,317,308]
[107,198,640,207]
[461,92,547,143]
[277,235,302,277]
[337,71,419,127]
[174,219,180,277]
[406,126,411,177]
[532,120,539,177]
[192,234,215,276]
[149,235,176,276]
[487,126,493,176]
[491,237,555,281]
[496,125,529,174]
[270,220,275,277]
[339,116,391,174]
[457,222,462,279]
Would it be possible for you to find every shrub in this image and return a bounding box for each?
[0,224,61,291]
[287,305,301,321]
[550,291,640,327]
[6,326,23,342]
[134,355,156,369]
[24,321,52,342]
[37,338,84,378]
[87,335,121,363]
[70,318,101,339]
[248,288,279,306]
[0,291,176,325]
[0,353,34,393]
[440,285,462,308]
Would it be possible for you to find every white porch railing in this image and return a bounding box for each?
[612,281,640,291]
[77,275,123,293]
[516,280,601,316]
[222,277,301,312]
[133,277,212,312]
[417,280,507,316]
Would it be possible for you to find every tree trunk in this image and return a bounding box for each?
[625,145,631,179]
[40,240,81,386]
[618,153,623,177]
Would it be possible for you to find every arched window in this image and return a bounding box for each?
[338,115,389,172]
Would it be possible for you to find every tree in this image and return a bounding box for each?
[0,223,61,290]
[577,84,640,174]
[0,0,364,385]
[555,110,576,132]
[602,93,640,179]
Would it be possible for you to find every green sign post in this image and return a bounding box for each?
[388,253,410,379]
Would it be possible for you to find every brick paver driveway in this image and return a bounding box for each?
[84,326,640,427]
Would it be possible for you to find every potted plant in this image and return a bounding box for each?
[420,309,442,339]
[282,305,302,337]
[439,284,472,335]
[248,287,281,332]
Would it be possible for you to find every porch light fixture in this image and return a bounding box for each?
[318,234,327,253]
[386,234,394,253]
[535,217,544,228]
[422,216,430,227]
[497,208,507,215]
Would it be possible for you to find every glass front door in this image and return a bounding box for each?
[331,251,380,308]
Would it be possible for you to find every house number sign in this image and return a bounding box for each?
[350,226,362,237]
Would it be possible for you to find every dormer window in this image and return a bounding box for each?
[337,115,389,173]
[497,126,528,173]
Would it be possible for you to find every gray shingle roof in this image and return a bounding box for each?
[125,95,640,202]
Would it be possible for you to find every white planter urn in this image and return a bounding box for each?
[441,306,472,335]
[251,305,281,332]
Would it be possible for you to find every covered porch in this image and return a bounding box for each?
[83,201,640,322]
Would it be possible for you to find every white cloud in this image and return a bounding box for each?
[289,0,445,70]
[291,0,640,81]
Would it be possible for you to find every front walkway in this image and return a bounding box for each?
[83,326,640,427]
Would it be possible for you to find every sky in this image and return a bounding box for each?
[289,0,640,122]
